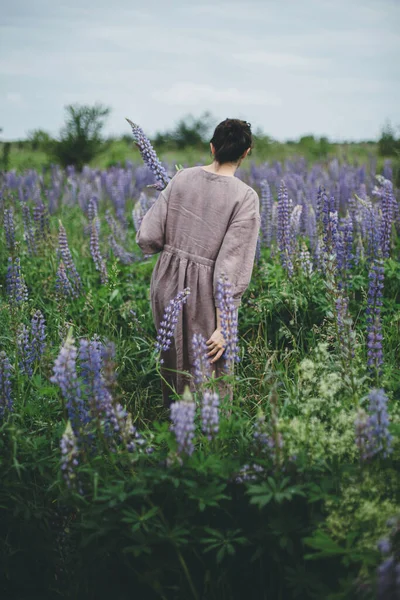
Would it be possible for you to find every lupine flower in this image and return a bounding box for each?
[105,209,126,242]
[366,261,384,373]
[338,214,354,273]
[21,202,37,256]
[170,394,196,456]
[298,242,313,276]
[50,334,89,436]
[0,351,13,419]
[90,218,108,284]
[259,179,273,246]
[60,421,80,489]
[87,196,98,223]
[33,201,50,245]
[55,261,75,299]
[215,276,239,365]
[277,181,294,277]
[335,293,356,362]
[235,463,264,484]
[126,119,170,190]
[58,222,82,295]
[108,235,136,265]
[155,288,191,363]
[364,205,380,263]
[380,179,395,258]
[364,388,392,459]
[4,207,15,252]
[6,257,28,304]
[17,311,46,376]
[192,333,211,386]
[201,391,219,440]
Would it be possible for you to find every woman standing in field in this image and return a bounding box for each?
[136,119,260,405]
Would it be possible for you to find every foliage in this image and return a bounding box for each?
[0,155,400,599]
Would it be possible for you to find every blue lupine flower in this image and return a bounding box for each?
[55,261,75,299]
[192,333,211,386]
[6,257,28,304]
[126,119,170,191]
[380,179,395,258]
[0,351,13,419]
[277,181,294,277]
[365,388,392,459]
[215,276,239,365]
[201,391,219,440]
[366,261,384,373]
[60,420,80,489]
[155,288,191,363]
[90,218,108,284]
[58,222,82,295]
[259,179,273,246]
[4,208,15,252]
[170,396,196,456]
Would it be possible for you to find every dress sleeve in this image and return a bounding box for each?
[135,169,183,255]
[135,191,168,254]
[213,190,260,308]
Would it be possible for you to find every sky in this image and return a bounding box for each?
[1,0,399,142]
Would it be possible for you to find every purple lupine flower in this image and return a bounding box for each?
[108,235,136,264]
[339,214,354,273]
[201,391,219,440]
[58,222,82,295]
[60,420,80,489]
[364,388,392,459]
[235,463,264,484]
[6,257,28,304]
[126,119,170,190]
[55,261,75,299]
[4,208,15,252]
[33,201,50,245]
[155,288,191,364]
[50,334,89,436]
[380,180,395,258]
[21,202,37,256]
[354,409,369,461]
[90,218,108,284]
[259,179,273,246]
[277,181,294,277]
[17,311,46,376]
[192,333,211,386]
[170,396,196,456]
[78,337,114,431]
[366,261,384,373]
[0,351,13,419]
[105,209,126,242]
[215,276,239,364]
[298,242,313,276]
[87,196,98,223]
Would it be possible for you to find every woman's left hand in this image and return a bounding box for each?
[206,329,226,363]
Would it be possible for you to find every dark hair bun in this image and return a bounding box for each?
[210,118,253,165]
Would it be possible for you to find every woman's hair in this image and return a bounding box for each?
[210,118,253,164]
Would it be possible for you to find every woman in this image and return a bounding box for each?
[136,118,260,405]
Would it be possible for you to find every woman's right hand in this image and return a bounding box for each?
[206,329,226,364]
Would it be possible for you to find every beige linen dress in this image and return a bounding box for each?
[136,166,260,405]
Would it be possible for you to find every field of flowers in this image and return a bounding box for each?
[1,130,400,599]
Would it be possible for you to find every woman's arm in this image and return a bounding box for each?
[135,191,168,255]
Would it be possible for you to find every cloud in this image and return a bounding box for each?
[6,92,23,104]
[152,83,281,107]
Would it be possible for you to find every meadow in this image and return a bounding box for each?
[0,133,400,599]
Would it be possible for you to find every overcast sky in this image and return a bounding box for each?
[1,0,399,142]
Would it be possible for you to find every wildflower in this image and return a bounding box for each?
[201,391,219,440]
[259,179,273,246]
[365,388,392,459]
[155,288,191,363]
[33,201,50,245]
[298,242,313,276]
[192,333,211,386]
[55,261,75,299]
[6,257,28,304]
[4,207,15,252]
[380,179,395,258]
[215,276,239,364]
[170,390,196,456]
[50,334,89,436]
[108,235,136,264]
[126,119,170,190]
[277,181,294,276]
[0,351,13,419]
[21,202,37,256]
[58,222,82,295]
[60,421,79,489]
[90,218,108,284]
[366,261,384,373]
[17,310,46,376]
[235,463,264,484]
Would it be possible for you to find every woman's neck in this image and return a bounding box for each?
[202,160,240,177]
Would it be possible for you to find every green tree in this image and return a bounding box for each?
[378,121,400,157]
[51,103,111,169]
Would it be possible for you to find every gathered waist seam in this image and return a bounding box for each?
[163,244,215,267]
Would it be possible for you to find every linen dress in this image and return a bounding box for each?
[136,166,260,405]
